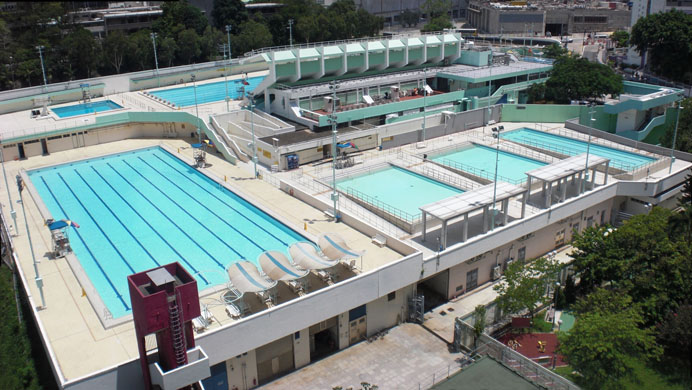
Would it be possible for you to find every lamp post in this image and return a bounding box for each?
[582,103,596,193]
[0,145,17,235]
[36,45,47,88]
[421,66,428,145]
[150,32,160,88]
[191,74,201,143]
[669,99,684,174]
[552,282,560,329]
[246,92,258,178]
[225,25,232,112]
[328,80,340,222]
[16,175,45,309]
[486,46,493,131]
[490,126,503,231]
[288,19,294,47]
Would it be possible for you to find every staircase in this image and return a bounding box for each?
[168,294,188,367]
[614,211,634,227]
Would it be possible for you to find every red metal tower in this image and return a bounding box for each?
[128,262,202,390]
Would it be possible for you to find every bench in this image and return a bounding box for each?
[372,234,387,247]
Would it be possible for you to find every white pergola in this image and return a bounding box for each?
[526,153,610,208]
[420,182,528,250]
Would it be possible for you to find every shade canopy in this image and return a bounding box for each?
[258,251,308,281]
[226,260,276,294]
[318,233,364,261]
[289,242,339,270]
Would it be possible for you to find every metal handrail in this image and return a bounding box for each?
[441,158,525,185]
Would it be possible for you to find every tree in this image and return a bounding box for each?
[421,16,453,33]
[542,43,567,59]
[103,31,132,74]
[630,10,692,82]
[568,224,625,295]
[401,9,420,28]
[130,30,154,70]
[421,0,452,32]
[211,0,248,31]
[668,168,692,242]
[61,27,100,79]
[526,83,546,103]
[656,304,692,363]
[544,55,623,103]
[177,29,202,64]
[158,36,178,67]
[231,20,273,58]
[610,30,629,48]
[558,303,662,390]
[156,0,209,36]
[494,256,560,319]
[473,305,487,347]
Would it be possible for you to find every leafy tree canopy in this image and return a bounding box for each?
[630,9,692,82]
[610,30,629,48]
[211,0,248,31]
[493,256,560,319]
[660,98,692,154]
[401,9,420,28]
[544,55,623,103]
[543,43,568,59]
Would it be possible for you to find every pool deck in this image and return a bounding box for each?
[0,137,402,382]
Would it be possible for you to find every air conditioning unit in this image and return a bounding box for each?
[492,265,502,281]
[504,257,515,270]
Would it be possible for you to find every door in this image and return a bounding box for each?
[466,268,478,291]
[40,138,48,155]
[17,143,25,159]
[517,246,526,262]
[349,317,366,344]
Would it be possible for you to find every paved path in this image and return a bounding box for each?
[259,323,465,390]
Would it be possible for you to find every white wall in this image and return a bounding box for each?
[226,350,258,390]
[292,328,310,369]
[365,285,413,337]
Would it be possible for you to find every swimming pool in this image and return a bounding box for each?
[336,166,463,220]
[501,128,655,171]
[28,147,303,318]
[149,76,265,107]
[51,100,123,118]
[432,144,546,184]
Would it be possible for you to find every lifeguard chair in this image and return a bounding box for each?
[191,142,207,168]
[46,219,79,258]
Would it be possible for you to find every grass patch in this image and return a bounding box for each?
[531,315,554,333]
[552,359,689,390]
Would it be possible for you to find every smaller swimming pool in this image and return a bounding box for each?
[559,312,576,333]
[52,100,123,118]
[336,166,464,221]
[432,144,546,184]
[149,76,265,107]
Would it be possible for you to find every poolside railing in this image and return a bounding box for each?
[550,126,660,159]
[344,186,420,225]
[440,158,526,185]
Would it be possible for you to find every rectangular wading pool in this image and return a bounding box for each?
[51,100,123,118]
[28,146,304,319]
[501,127,655,171]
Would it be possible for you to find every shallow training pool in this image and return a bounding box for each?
[336,166,463,220]
[501,128,655,171]
[29,147,304,318]
[149,76,265,107]
[432,144,546,184]
[51,100,123,118]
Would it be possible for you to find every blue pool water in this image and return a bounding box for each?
[149,76,265,107]
[28,147,303,318]
[51,100,123,118]
[336,166,463,220]
[432,144,546,184]
[502,128,655,171]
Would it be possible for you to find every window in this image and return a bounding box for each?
[555,229,566,247]
[294,331,300,340]
[387,291,396,301]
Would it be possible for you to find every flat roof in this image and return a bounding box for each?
[526,153,609,182]
[432,356,540,390]
[420,181,526,221]
[437,61,551,83]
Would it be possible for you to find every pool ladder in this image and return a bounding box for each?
[168,293,188,367]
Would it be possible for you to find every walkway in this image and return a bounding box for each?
[259,323,465,390]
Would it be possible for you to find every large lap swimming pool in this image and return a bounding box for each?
[336,166,463,221]
[51,100,123,118]
[28,147,303,318]
[149,76,265,107]
[431,144,546,184]
[501,128,655,171]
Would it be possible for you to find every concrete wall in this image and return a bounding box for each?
[292,328,310,370]
[365,285,414,336]
[226,350,258,390]
[501,104,583,123]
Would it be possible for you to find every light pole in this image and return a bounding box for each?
[421,66,428,145]
[669,99,684,174]
[490,126,503,231]
[225,25,232,112]
[486,46,493,131]
[36,45,47,88]
[150,32,160,88]
[328,80,340,222]
[0,146,17,235]
[552,282,560,329]
[191,74,201,143]
[16,175,45,309]
[246,92,258,178]
[582,103,596,193]
[288,19,294,47]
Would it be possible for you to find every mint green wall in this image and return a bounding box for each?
[324,58,342,73]
[578,105,617,133]
[444,44,457,57]
[426,46,441,59]
[276,63,295,78]
[408,48,423,61]
[347,55,365,70]
[317,90,465,126]
[385,106,459,124]
[369,52,385,67]
[465,86,490,97]
[300,60,320,76]
[501,104,583,123]
[457,50,488,66]
[389,50,405,63]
